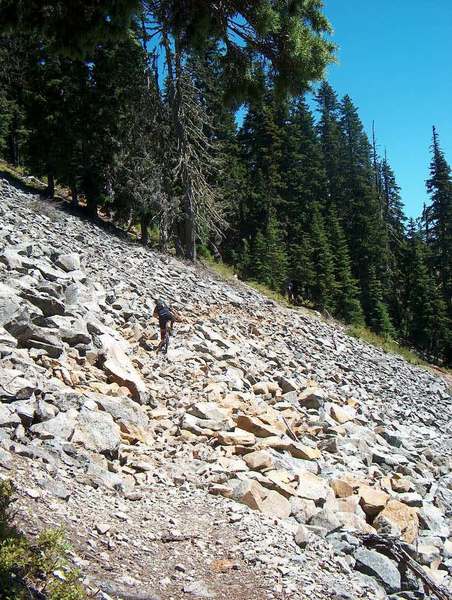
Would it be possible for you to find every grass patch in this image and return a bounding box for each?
[346,325,430,367]
[0,479,86,600]
[0,160,46,195]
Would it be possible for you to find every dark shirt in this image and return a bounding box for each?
[155,303,172,326]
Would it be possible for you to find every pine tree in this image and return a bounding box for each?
[380,153,407,330]
[327,207,364,324]
[315,81,345,214]
[425,126,452,315]
[283,96,328,241]
[308,202,336,313]
[338,94,393,333]
[249,211,288,291]
[405,220,450,361]
[289,228,315,303]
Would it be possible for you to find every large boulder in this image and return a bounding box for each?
[297,471,331,504]
[30,410,77,441]
[71,407,121,456]
[0,283,21,326]
[99,334,146,403]
[358,485,390,517]
[355,548,401,594]
[229,478,291,519]
[373,499,419,543]
[4,312,63,358]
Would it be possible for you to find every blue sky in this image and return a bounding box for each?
[321,0,452,218]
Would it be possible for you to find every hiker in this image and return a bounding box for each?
[284,280,295,304]
[153,298,178,354]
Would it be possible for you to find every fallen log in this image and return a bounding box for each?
[359,533,452,600]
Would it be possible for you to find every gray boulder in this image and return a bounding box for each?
[54,253,80,272]
[71,407,121,456]
[30,410,77,441]
[0,283,21,326]
[354,548,401,594]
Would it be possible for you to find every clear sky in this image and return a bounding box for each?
[321,0,452,218]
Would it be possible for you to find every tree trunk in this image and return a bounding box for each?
[159,214,169,253]
[71,182,78,207]
[184,186,196,261]
[46,173,55,198]
[85,196,98,218]
[175,221,185,258]
[141,214,150,246]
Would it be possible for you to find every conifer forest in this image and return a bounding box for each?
[0,1,450,364]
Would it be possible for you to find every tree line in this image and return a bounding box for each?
[0,1,450,363]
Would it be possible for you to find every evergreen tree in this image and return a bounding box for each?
[327,207,364,324]
[338,94,393,333]
[283,96,327,241]
[249,211,288,291]
[308,202,336,313]
[425,126,452,314]
[315,81,345,214]
[405,220,450,361]
[380,153,407,330]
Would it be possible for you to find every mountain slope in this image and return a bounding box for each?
[0,175,451,599]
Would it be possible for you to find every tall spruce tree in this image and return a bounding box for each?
[338,94,393,334]
[327,206,364,324]
[405,220,450,361]
[315,81,345,214]
[308,202,336,313]
[380,154,407,331]
[425,127,452,315]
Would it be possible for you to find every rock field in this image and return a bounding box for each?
[0,175,451,600]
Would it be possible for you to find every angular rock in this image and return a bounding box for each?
[358,485,389,517]
[330,404,356,424]
[309,507,341,534]
[290,497,318,523]
[0,284,21,326]
[373,499,419,543]
[189,402,229,422]
[216,429,255,446]
[277,376,298,394]
[235,414,281,437]
[71,407,121,456]
[0,404,21,427]
[260,487,292,519]
[355,548,401,594]
[331,479,354,498]
[243,450,274,471]
[294,524,311,548]
[298,387,326,410]
[21,291,65,317]
[0,368,36,400]
[297,471,331,503]
[55,253,80,272]
[287,441,321,460]
[30,410,77,441]
[418,504,449,539]
[99,334,146,402]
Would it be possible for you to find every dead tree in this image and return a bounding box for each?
[360,534,452,600]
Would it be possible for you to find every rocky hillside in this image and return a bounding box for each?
[0,175,451,600]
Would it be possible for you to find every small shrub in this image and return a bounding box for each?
[0,480,86,600]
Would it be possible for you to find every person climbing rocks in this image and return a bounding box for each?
[284,280,295,304]
[153,298,179,354]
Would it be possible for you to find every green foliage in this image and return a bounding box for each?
[248,212,288,291]
[0,480,86,600]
